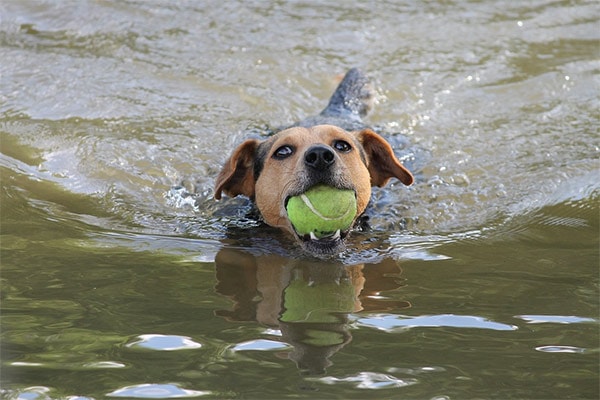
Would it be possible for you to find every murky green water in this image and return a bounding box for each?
[1,1,599,399]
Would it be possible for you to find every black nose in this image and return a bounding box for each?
[304,145,335,169]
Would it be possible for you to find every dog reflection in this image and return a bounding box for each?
[214,248,409,375]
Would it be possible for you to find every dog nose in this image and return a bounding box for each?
[304,145,335,169]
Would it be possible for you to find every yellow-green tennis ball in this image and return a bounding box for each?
[286,185,357,238]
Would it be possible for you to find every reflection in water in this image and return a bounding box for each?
[214,248,409,375]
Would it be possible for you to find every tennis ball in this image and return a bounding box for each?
[286,185,357,239]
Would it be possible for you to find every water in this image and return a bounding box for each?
[1,1,599,399]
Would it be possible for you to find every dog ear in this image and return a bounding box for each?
[355,129,414,187]
[214,139,260,199]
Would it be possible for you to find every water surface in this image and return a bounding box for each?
[1,1,599,399]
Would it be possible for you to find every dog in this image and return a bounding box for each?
[214,69,414,255]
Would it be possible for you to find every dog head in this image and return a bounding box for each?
[214,124,413,254]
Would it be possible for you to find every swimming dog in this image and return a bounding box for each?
[214,69,413,255]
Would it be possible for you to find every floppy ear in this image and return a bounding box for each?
[355,129,414,187]
[214,139,260,200]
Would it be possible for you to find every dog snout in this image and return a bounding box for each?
[304,145,335,170]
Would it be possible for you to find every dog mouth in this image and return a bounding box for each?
[299,229,347,242]
[284,186,356,255]
[294,228,350,255]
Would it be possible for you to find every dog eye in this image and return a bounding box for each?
[333,140,352,153]
[273,145,294,159]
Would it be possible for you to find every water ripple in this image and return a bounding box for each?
[535,345,587,354]
[126,334,202,351]
[231,339,291,352]
[107,384,210,398]
[356,314,518,332]
[516,315,597,324]
[316,371,417,389]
